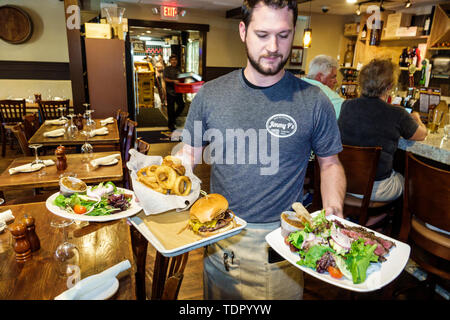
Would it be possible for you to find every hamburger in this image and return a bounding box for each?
[188,193,236,237]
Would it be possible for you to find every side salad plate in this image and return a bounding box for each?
[46,181,143,222]
[265,211,411,292]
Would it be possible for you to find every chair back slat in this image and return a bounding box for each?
[404,153,450,233]
[0,99,26,123]
[38,100,70,122]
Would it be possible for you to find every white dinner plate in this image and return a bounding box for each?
[265,212,411,292]
[46,187,143,222]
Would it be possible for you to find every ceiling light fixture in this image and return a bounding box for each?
[379,0,385,12]
[405,0,412,8]
[346,0,357,3]
[356,4,361,15]
[303,0,312,48]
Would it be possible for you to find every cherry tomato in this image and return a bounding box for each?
[328,266,343,279]
[73,204,87,214]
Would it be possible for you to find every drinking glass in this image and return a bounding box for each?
[0,221,10,254]
[28,144,47,176]
[81,130,94,162]
[444,124,450,141]
[428,109,444,134]
[58,106,68,123]
[50,216,80,284]
[85,110,96,129]
[67,114,78,139]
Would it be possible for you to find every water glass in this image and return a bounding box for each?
[67,114,78,139]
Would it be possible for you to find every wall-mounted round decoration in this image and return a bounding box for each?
[0,5,34,44]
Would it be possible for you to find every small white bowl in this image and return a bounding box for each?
[280,211,305,238]
[59,176,87,196]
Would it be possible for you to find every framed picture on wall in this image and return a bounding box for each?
[132,40,146,53]
[290,46,303,66]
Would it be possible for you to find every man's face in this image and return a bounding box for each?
[170,57,178,67]
[239,3,294,76]
[317,67,338,89]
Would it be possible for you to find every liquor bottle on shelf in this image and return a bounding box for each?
[369,25,381,46]
[360,23,367,40]
[343,43,354,67]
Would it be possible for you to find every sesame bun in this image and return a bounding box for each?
[190,193,228,223]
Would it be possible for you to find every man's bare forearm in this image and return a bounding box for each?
[317,155,346,218]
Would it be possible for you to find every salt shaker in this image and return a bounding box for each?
[22,215,40,252]
[55,145,67,171]
[8,222,32,263]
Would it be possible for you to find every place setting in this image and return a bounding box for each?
[9,144,54,176]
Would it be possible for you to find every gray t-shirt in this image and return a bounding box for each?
[182,70,342,223]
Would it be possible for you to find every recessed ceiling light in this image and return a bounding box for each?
[346,0,357,3]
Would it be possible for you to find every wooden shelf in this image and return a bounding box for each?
[428,47,450,50]
[381,35,429,42]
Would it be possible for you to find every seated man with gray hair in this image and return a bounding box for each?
[303,55,344,118]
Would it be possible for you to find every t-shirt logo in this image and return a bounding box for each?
[266,114,297,138]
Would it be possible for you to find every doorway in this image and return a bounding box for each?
[126,20,209,136]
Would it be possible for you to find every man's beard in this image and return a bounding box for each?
[245,44,289,76]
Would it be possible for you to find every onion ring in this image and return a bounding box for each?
[171,163,186,176]
[155,165,177,189]
[174,175,192,196]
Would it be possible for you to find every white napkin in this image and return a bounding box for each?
[100,117,114,126]
[43,128,65,137]
[54,260,131,300]
[9,159,55,175]
[90,154,121,168]
[89,127,109,137]
[126,149,201,215]
[45,119,67,126]
[0,210,14,224]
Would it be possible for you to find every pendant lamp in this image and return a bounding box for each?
[303,0,312,48]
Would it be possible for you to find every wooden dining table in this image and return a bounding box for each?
[28,119,120,147]
[0,151,123,192]
[0,202,136,300]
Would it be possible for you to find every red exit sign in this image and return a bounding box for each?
[161,6,178,20]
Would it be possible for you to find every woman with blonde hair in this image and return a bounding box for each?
[338,58,427,202]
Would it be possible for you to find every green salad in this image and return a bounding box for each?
[285,210,393,284]
[54,181,132,216]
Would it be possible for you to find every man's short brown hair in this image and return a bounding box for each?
[359,59,398,98]
[241,0,298,29]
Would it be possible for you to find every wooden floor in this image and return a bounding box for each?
[1,141,447,301]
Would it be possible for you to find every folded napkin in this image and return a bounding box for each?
[55,260,131,300]
[9,159,55,175]
[0,210,14,224]
[45,119,67,126]
[100,117,114,126]
[89,127,109,137]
[90,154,120,168]
[43,128,65,137]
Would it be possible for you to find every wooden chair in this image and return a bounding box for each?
[22,113,40,140]
[136,137,150,155]
[394,152,450,298]
[129,142,190,300]
[311,145,399,234]
[37,99,70,123]
[0,99,27,157]
[11,123,32,156]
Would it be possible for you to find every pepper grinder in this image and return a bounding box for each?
[22,215,40,252]
[8,222,32,263]
[55,145,67,171]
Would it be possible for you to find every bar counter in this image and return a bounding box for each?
[398,128,450,165]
